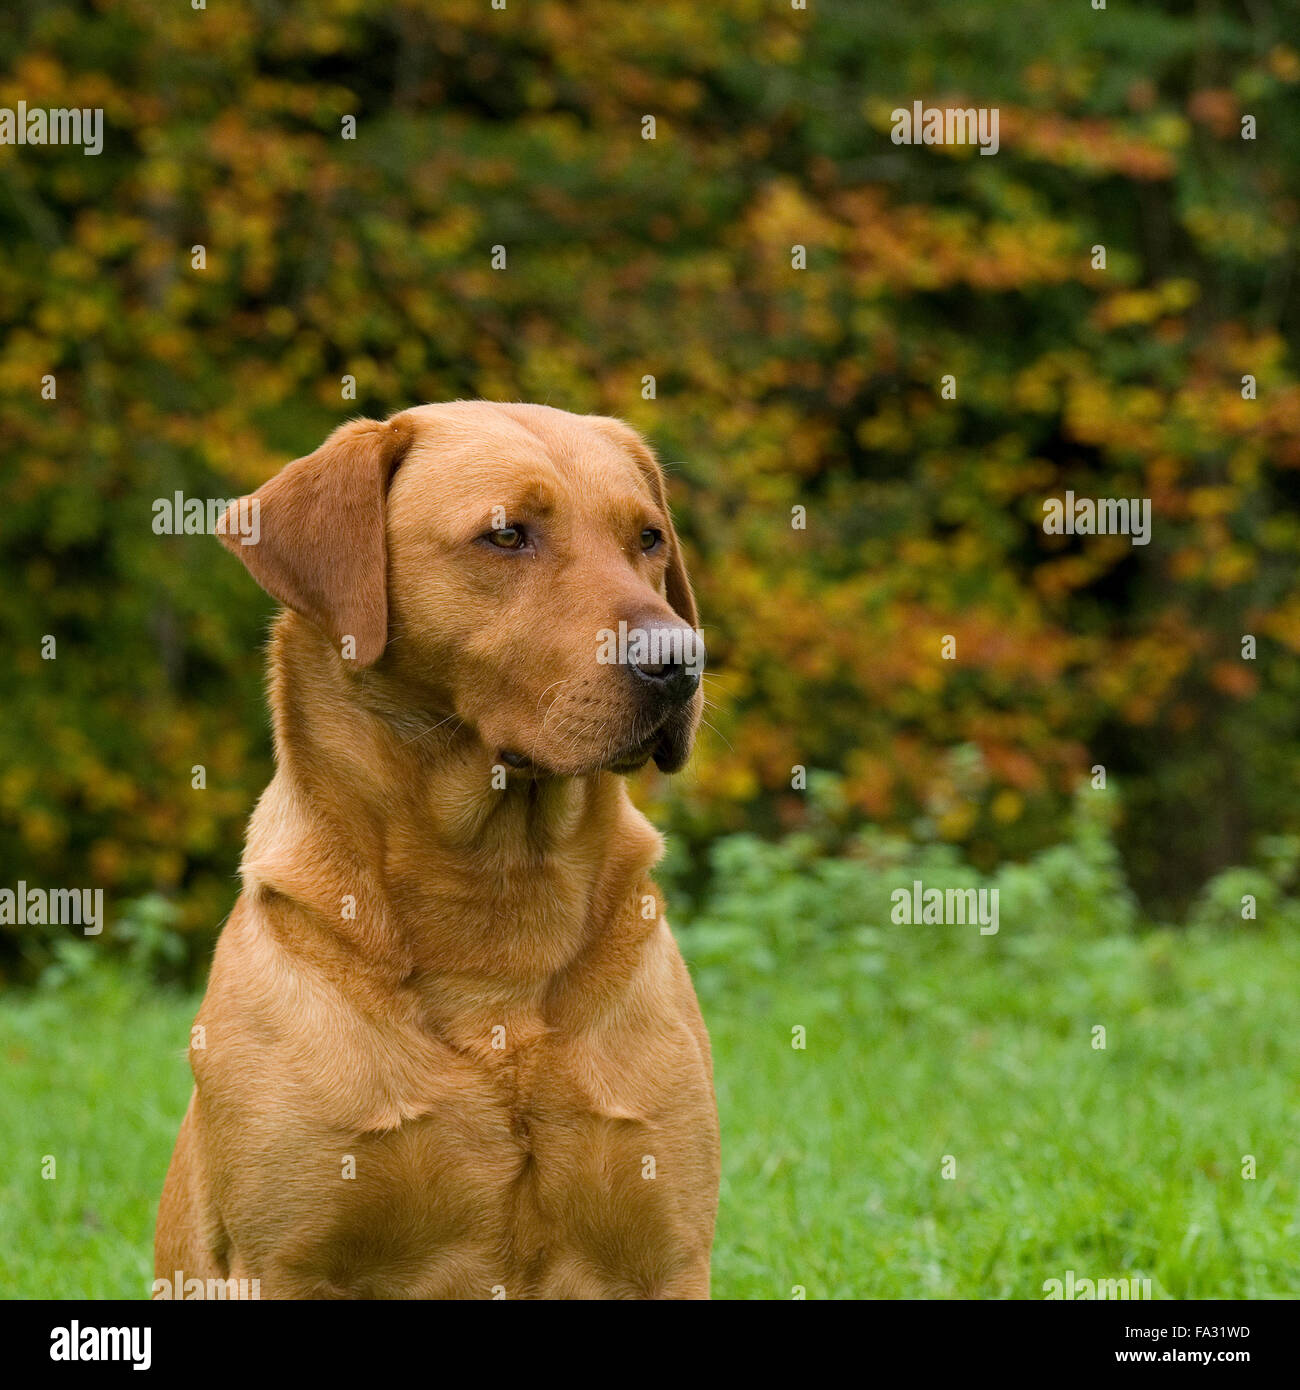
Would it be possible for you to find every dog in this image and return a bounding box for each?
[154,402,720,1299]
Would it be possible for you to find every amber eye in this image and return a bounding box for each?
[640,527,662,552]
[488,526,526,549]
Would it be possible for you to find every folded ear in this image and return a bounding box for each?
[590,417,699,629]
[216,414,414,666]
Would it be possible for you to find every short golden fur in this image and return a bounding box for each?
[154,402,719,1299]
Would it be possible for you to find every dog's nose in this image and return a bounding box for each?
[627,619,704,705]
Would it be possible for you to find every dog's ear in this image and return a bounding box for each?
[591,417,699,629]
[216,414,414,666]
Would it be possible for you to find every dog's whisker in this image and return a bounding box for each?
[534,678,571,716]
[398,710,463,747]
[697,715,734,754]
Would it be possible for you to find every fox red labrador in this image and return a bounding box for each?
[155,402,719,1299]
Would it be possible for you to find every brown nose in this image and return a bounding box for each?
[627,618,704,705]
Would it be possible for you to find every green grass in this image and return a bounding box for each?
[0,970,195,1299]
[701,923,1300,1299]
[2,920,1298,1298]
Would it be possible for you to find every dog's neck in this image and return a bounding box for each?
[240,614,667,1024]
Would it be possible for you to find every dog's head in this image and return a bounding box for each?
[218,402,703,777]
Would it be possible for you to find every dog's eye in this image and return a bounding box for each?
[640,528,662,552]
[487,526,526,550]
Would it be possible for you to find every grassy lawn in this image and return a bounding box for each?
[2,920,1297,1299]
[0,970,195,1300]
[703,922,1300,1298]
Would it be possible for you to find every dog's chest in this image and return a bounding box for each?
[298,1024,715,1299]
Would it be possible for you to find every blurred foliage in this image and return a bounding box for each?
[669,782,1300,1000]
[4,0,1300,976]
